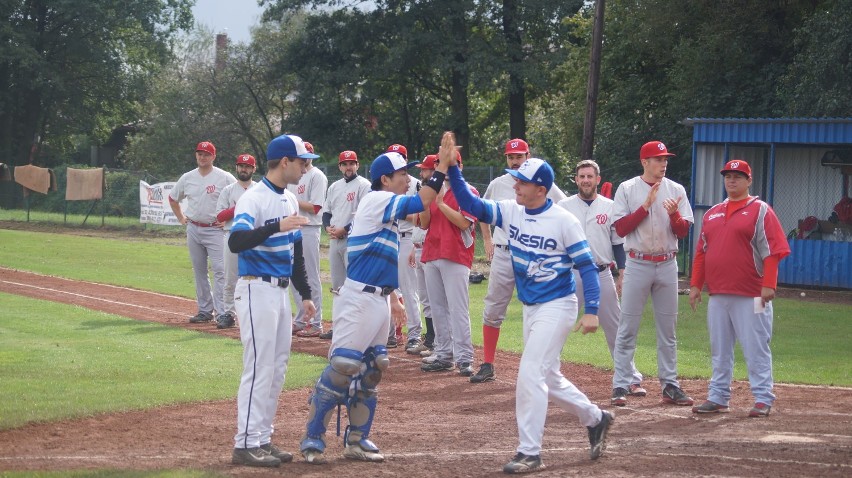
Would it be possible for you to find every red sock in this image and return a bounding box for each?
[483,325,501,363]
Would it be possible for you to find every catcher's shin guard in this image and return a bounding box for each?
[300,366,349,453]
[343,345,386,452]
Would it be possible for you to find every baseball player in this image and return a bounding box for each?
[689,160,790,417]
[169,141,236,324]
[214,153,258,329]
[322,150,371,296]
[419,149,478,377]
[406,155,438,355]
[472,138,567,383]
[288,141,328,337]
[558,160,645,395]
[441,135,613,473]
[300,146,448,464]
[387,144,424,350]
[228,134,317,467]
[610,140,694,407]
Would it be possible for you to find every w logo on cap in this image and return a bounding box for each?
[511,141,519,149]
[345,151,353,158]
[657,143,667,151]
[730,161,740,168]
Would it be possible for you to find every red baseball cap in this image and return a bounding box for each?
[639,141,675,160]
[339,150,358,163]
[417,154,438,169]
[433,150,462,166]
[387,144,407,159]
[236,154,256,167]
[196,141,216,155]
[505,138,529,155]
[720,159,751,178]
[303,141,315,154]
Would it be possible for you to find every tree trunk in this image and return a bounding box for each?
[582,0,606,161]
[503,0,526,140]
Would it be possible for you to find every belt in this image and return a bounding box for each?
[400,231,412,238]
[187,218,217,227]
[628,251,677,262]
[574,264,609,272]
[362,285,395,297]
[242,275,290,288]
[495,244,509,250]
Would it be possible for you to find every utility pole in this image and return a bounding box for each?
[581,0,606,161]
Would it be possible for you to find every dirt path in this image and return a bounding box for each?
[0,267,850,477]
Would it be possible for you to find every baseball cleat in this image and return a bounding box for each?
[692,400,729,414]
[343,442,384,462]
[587,410,614,460]
[216,312,236,329]
[628,383,647,397]
[232,447,281,467]
[661,384,694,406]
[260,443,293,462]
[470,362,495,383]
[421,360,453,372]
[458,362,475,376]
[189,311,213,323]
[301,448,327,465]
[611,387,629,406]
[748,402,771,418]
[502,452,544,473]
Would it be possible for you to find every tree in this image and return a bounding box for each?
[0,0,193,167]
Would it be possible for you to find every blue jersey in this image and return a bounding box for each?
[448,167,599,312]
[231,178,303,278]
[346,190,424,288]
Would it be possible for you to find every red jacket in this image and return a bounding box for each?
[421,186,478,267]
[693,197,790,297]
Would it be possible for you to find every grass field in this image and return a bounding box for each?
[1,225,850,433]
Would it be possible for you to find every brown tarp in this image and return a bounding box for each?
[14,165,57,195]
[0,163,11,181]
[66,168,104,200]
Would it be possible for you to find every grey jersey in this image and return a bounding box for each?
[399,174,421,234]
[216,180,256,231]
[169,167,236,223]
[324,175,371,228]
[612,176,693,253]
[287,166,328,226]
[483,173,567,245]
[558,194,623,265]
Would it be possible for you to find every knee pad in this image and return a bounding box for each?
[360,346,389,391]
[329,348,363,385]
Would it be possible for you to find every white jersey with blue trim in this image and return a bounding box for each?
[231,178,303,278]
[346,190,423,288]
[480,198,597,306]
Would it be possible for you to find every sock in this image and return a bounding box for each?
[483,325,501,364]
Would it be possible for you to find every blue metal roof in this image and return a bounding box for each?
[683,117,852,145]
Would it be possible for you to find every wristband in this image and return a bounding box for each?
[424,171,446,193]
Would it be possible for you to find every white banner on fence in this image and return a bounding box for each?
[139,181,185,225]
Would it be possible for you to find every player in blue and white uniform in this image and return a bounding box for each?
[227,134,318,468]
[300,147,449,464]
[441,132,614,474]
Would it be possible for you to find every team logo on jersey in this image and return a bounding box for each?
[526,256,561,282]
[596,213,608,224]
[346,192,356,201]
[707,212,725,221]
[206,185,216,194]
[509,225,558,250]
[298,184,306,194]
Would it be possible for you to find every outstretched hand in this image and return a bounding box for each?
[279,214,309,232]
[438,131,458,169]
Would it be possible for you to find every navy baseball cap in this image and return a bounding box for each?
[506,158,554,191]
[369,152,419,186]
[266,134,320,161]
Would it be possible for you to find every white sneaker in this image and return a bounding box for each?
[343,443,384,462]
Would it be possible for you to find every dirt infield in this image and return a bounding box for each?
[0,267,850,477]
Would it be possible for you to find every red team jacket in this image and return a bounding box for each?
[695,197,790,298]
[421,186,479,268]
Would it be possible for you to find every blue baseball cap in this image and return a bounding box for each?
[369,152,419,183]
[266,134,320,161]
[505,157,554,191]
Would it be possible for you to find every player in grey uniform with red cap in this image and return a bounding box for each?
[610,140,694,407]
[323,151,371,297]
[169,141,236,324]
[289,141,329,337]
[215,153,258,329]
[472,139,566,383]
[558,159,645,395]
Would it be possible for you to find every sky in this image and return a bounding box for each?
[191,0,265,44]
